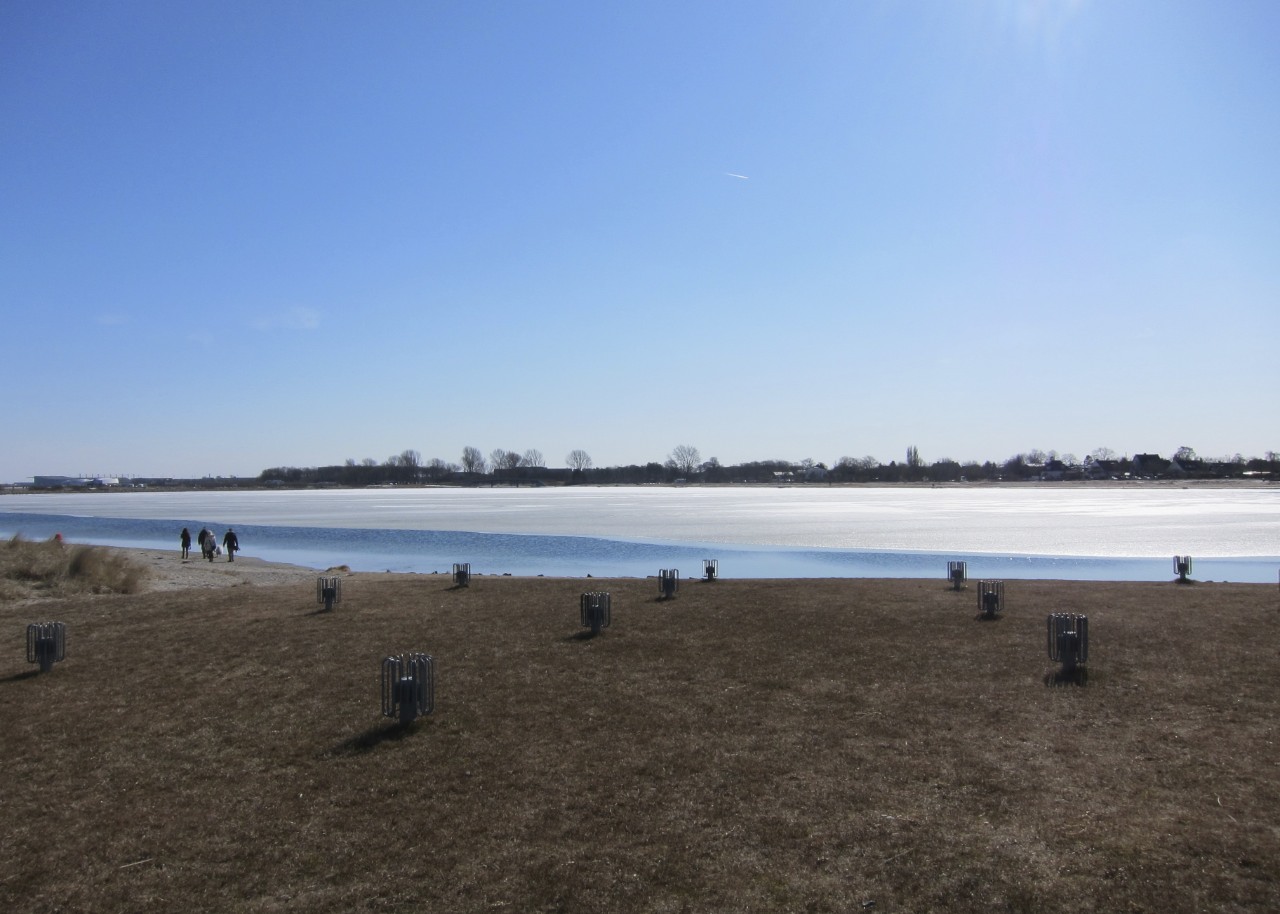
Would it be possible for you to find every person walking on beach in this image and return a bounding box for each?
[180,527,192,559]
[198,527,215,562]
[222,528,239,562]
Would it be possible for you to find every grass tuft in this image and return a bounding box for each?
[0,535,147,599]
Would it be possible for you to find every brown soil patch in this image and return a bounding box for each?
[2,574,1277,912]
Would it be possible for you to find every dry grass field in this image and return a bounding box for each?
[2,554,1278,913]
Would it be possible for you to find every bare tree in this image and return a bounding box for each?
[399,449,421,469]
[566,449,592,471]
[461,446,486,474]
[666,444,701,476]
[838,455,878,471]
[491,449,522,471]
[424,457,456,479]
[522,448,545,468]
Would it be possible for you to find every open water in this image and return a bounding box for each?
[1,486,1276,582]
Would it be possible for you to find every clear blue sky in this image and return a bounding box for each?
[3,0,1277,481]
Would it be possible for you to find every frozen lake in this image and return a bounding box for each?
[2,485,1277,582]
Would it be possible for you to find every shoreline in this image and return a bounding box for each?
[3,477,1276,494]
[8,533,1279,589]
[103,545,333,592]
[70,545,1280,597]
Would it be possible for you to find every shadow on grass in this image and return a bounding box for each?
[565,630,603,642]
[1044,668,1089,687]
[974,613,1003,622]
[328,721,422,756]
[1,670,41,683]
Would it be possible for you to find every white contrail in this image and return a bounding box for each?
[724,172,749,180]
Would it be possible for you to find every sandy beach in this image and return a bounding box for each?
[99,545,332,592]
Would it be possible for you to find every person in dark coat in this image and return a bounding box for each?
[222,529,239,562]
[198,527,215,562]
[180,527,192,559]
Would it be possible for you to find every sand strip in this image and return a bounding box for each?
[110,546,333,592]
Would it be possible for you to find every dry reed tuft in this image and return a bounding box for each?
[0,535,147,600]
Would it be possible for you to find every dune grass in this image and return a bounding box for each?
[0,535,147,601]
[1,574,1277,913]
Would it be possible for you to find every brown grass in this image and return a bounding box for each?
[0,535,147,601]
[1,575,1277,913]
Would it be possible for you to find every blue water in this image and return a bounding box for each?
[2,511,1274,583]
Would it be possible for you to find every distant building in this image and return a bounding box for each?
[1084,459,1117,480]
[1041,460,1068,481]
[32,475,119,488]
[1130,454,1169,477]
[33,476,89,488]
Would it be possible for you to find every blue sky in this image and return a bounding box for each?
[3,0,1277,481]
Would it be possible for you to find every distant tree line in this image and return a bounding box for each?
[252,444,1279,488]
[29,444,1272,490]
